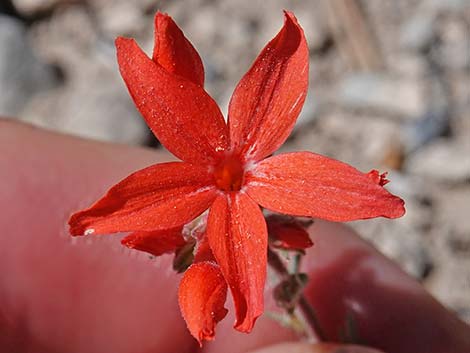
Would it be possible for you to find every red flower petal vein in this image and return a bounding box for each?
[245,152,405,221]
[69,162,217,235]
[116,37,228,165]
[228,11,309,162]
[206,193,267,333]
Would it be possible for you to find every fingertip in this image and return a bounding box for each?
[245,342,383,353]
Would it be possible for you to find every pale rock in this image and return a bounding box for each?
[428,0,470,13]
[437,19,470,71]
[30,5,97,68]
[400,12,435,51]
[284,112,401,172]
[352,219,432,280]
[337,73,423,118]
[435,187,470,235]
[427,256,470,322]
[19,54,149,145]
[0,15,57,116]
[12,0,58,16]
[97,2,144,36]
[387,53,427,78]
[405,138,470,183]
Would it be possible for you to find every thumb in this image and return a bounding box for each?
[247,343,384,353]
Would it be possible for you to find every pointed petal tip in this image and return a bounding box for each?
[154,10,168,18]
[228,9,308,161]
[152,10,205,87]
[120,235,134,247]
[115,36,133,49]
[116,28,225,164]
[207,194,267,335]
[68,212,89,236]
[282,9,298,22]
[233,309,262,333]
[154,11,170,28]
[115,37,140,64]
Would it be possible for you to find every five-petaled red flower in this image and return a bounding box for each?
[69,11,405,345]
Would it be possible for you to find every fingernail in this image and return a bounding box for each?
[246,342,384,353]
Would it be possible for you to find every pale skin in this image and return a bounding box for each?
[1,119,469,353]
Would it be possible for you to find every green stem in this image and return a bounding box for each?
[267,248,326,342]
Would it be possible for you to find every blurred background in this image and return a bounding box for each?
[1,0,469,323]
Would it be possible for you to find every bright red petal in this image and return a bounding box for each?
[178,262,228,345]
[69,162,217,235]
[121,227,186,257]
[245,152,406,222]
[228,11,309,162]
[193,235,215,263]
[266,214,313,250]
[206,193,267,332]
[152,12,205,86]
[116,37,228,165]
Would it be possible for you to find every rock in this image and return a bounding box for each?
[427,256,470,323]
[96,1,146,36]
[428,0,470,13]
[20,62,149,145]
[17,5,150,145]
[405,138,470,183]
[11,0,58,16]
[403,107,450,153]
[30,5,98,67]
[0,15,57,117]
[349,174,435,281]
[284,112,401,171]
[400,12,435,51]
[426,187,470,324]
[435,187,470,236]
[337,73,423,118]
[352,219,433,280]
[387,53,427,78]
[437,18,470,71]
[400,0,470,56]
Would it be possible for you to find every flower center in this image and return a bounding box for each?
[213,156,245,192]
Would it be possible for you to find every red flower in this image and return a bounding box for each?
[266,214,313,251]
[69,11,405,344]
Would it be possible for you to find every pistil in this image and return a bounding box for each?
[213,156,245,192]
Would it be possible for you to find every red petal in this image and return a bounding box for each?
[206,193,267,332]
[116,37,228,165]
[69,162,217,235]
[121,227,186,256]
[228,11,309,162]
[178,262,228,345]
[245,152,406,222]
[266,214,313,250]
[152,12,205,86]
[193,235,215,263]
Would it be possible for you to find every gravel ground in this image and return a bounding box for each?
[1,0,469,323]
